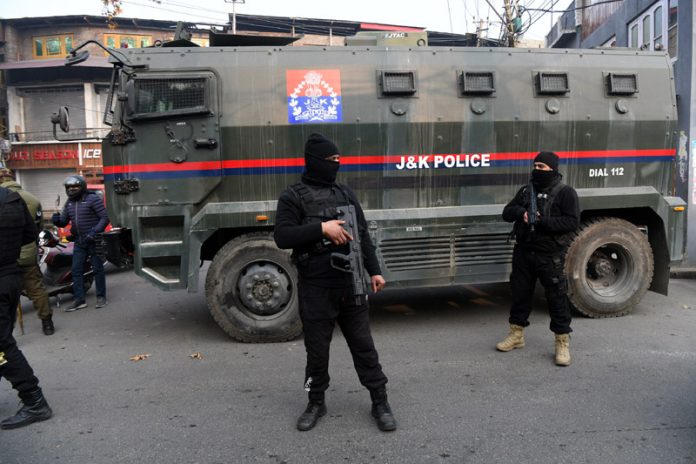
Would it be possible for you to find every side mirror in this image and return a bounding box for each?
[50,106,70,133]
[125,80,136,115]
[66,49,90,66]
[50,104,98,142]
[38,229,59,248]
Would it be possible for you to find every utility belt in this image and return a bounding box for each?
[512,223,573,249]
[292,238,339,265]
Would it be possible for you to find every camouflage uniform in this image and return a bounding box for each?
[0,171,53,331]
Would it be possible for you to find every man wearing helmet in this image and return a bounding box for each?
[51,175,109,311]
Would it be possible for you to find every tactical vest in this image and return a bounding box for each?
[512,181,574,248]
[0,188,29,269]
[527,181,565,220]
[288,182,351,259]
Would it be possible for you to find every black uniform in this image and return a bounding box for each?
[274,166,387,397]
[0,187,42,401]
[503,172,580,334]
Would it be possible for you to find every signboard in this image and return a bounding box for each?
[4,142,103,170]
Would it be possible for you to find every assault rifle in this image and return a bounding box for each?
[329,205,368,305]
[527,182,538,233]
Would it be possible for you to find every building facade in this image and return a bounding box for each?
[0,15,215,212]
[546,0,694,267]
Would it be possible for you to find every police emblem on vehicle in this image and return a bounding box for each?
[287,69,342,124]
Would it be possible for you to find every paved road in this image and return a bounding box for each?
[2,269,695,464]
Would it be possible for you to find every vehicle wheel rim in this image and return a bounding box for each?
[584,243,632,297]
[236,261,292,317]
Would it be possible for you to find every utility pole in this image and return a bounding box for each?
[476,18,486,47]
[484,0,515,47]
[503,0,516,47]
[224,0,246,34]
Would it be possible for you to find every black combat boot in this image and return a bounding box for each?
[296,391,326,431]
[1,388,53,429]
[370,387,397,432]
[41,317,55,336]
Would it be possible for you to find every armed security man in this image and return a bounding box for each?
[274,133,395,432]
[0,185,53,429]
[497,151,580,366]
[0,168,54,335]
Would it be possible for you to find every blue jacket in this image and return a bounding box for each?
[53,191,109,240]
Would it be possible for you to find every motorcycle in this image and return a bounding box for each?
[37,228,94,304]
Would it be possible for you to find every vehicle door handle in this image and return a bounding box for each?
[194,138,218,149]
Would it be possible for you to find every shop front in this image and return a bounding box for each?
[4,141,104,213]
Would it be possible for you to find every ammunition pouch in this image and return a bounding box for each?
[549,254,568,294]
[292,239,333,265]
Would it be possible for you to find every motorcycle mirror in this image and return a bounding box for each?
[55,194,61,209]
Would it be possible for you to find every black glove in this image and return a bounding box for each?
[51,212,61,224]
[66,235,76,242]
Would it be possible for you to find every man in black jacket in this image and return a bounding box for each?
[498,151,580,366]
[52,175,109,311]
[0,186,53,429]
[274,133,395,432]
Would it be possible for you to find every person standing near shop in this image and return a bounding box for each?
[51,175,109,311]
[274,133,396,432]
[497,151,580,366]
[0,185,53,429]
[0,169,54,335]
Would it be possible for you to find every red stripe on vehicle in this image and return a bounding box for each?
[103,148,675,174]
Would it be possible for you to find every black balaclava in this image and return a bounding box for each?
[303,133,340,184]
[531,151,560,189]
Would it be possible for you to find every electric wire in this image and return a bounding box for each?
[525,0,622,13]
[122,0,227,22]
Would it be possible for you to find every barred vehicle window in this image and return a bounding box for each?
[135,79,207,115]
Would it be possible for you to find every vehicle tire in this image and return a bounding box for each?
[564,217,653,318]
[205,232,301,343]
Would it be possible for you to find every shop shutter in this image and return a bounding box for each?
[18,169,74,213]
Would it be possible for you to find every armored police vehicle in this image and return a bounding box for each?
[56,37,686,342]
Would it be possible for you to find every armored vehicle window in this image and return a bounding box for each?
[607,73,638,95]
[131,78,208,118]
[536,72,569,95]
[380,71,417,96]
[459,72,495,96]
